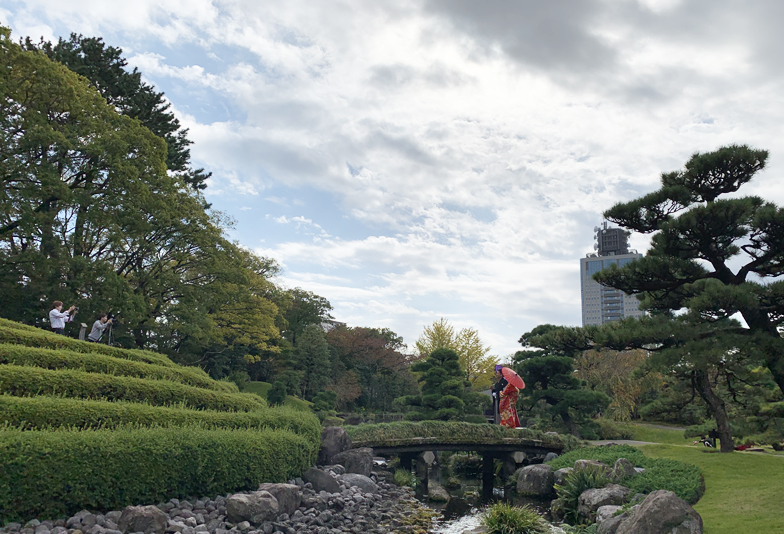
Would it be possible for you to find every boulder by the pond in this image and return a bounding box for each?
[256,483,301,516]
[226,491,279,524]
[318,426,352,465]
[302,467,342,494]
[332,447,373,476]
[615,490,702,534]
[443,497,472,519]
[341,473,378,494]
[516,464,555,497]
[578,484,631,520]
[117,506,167,534]
[428,481,451,503]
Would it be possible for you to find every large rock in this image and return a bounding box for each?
[574,459,612,476]
[117,506,168,534]
[257,484,301,516]
[612,458,636,480]
[302,467,342,494]
[318,426,352,465]
[596,505,623,524]
[554,467,573,486]
[427,481,450,503]
[332,447,373,476]
[516,464,555,497]
[443,497,471,519]
[615,490,703,534]
[598,511,632,534]
[341,473,378,494]
[226,491,279,524]
[578,484,631,520]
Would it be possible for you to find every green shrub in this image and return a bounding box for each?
[266,381,287,406]
[481,503,550,534]
[0,365,265,412]
[554,466,612,524]
[394,468,416,488]
[595,418,635,440]
[0,395,320,441]
[548,445,703,504]
[0,343,234,392]
[0,426,317,521]
[0,322,179,369]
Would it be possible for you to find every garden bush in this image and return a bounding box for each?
[0,365,265,412]
[481,503,550,534]
[553,466,612,524]
[548,445,703,504]
[0,343,234,392]
[595,418,635,440]
[0,395,320,442]
[0,322,180,370]
[0,426,317,521]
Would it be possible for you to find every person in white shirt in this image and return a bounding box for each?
[48,301,75,335]
[87,314,113,342]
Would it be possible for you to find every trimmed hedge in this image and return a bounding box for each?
[0,395,320,442]
[0,343,234,393]
[547,445,704,504]
[0,322,180,370]
[345,421,583,452]
[0,426,318,521]
[0,365,265,412]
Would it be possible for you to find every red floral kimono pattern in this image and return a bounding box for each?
[499,382,520,428]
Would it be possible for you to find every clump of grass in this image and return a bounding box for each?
[480,503,550,534]
[394,468,416,487]
[553,466,612,525]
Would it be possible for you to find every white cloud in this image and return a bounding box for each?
[7,0,784,353]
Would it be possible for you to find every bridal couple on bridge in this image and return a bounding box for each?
[491,365,525,429]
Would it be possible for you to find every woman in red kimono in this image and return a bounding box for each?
[493,365,521,428]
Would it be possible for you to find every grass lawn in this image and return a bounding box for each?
[242,381,313,412]
[629,424,784,533]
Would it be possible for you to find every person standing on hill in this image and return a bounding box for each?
[87,314,113,343]
[48,301,75,335]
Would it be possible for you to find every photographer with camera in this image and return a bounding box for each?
[49,301,76,335]
[87,313,113,343]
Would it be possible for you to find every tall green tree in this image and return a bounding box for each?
[415,318,498,391]
[293,324,331,400]
[0,27,282,379]
[516,325,610,437]
[398,348,476,421]
[283,288,333,345]
[22,33,209,191]
[596,144,784,398]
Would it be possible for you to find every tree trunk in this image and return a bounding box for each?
[694,369,734,453]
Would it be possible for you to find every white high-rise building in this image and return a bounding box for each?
[580,223,644,326]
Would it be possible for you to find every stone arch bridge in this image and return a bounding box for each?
[351,435,565,501]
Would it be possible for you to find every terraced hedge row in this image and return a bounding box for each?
[0,395,320,442]
[0,426,318,521]
[0,318,321,521]
[0,365,266,412]
[0,320,181,370]
[0,343,234,392]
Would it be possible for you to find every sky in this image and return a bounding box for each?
[4,0,784,357]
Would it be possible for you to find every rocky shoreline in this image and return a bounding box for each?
[0,467,438,534]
